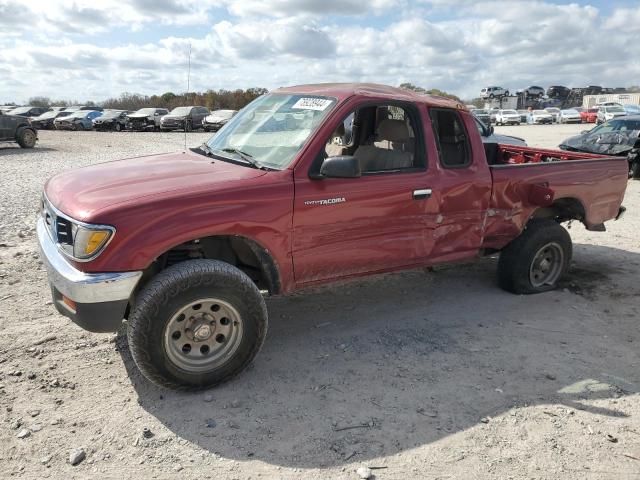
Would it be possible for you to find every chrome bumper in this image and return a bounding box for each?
[36,217,142,304]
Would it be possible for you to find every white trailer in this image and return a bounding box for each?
[483,95,518,110]
[583,93,640,108]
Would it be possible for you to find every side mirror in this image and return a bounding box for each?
[488,125,494,135]
[319,155,361,178]
[581,130,589,134]
[154,112,159,116]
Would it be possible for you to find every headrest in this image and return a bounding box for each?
[378,119,409,143]
[333,122,345,137]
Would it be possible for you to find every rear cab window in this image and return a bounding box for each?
[429,108,471,168]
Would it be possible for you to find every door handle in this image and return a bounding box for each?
[413,188,432,200]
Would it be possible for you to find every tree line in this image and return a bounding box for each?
[26,88,269,111]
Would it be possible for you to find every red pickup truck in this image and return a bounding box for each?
[37,84,628,390]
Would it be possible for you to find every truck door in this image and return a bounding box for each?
[292,100,440,285]
[426,108,492,258]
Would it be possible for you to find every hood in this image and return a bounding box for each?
[127,113,153,119]
[162,115,186,120]
[205,114,230,122]
[45,151,267,222]
[560,130,639,156]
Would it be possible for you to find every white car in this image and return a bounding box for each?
[495,109,521,125]
[596,106,627,124]
[530,110,554,124]
[544,107,561,123]
[559,109,582,124]
[480,86,509,98]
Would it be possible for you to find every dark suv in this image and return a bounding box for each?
[0,111,37,148]
[160,106,210,131]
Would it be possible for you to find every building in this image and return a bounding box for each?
[583,93,640,108]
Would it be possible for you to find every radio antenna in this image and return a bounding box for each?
[184,42,191,151]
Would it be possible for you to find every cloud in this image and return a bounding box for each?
[1,0,640,103]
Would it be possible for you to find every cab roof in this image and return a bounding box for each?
[274,83,466,110]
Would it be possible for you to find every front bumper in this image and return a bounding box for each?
[36,218,142,332]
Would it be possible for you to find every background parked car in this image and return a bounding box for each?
[544,107,561,123]
[472,117,527,146]
[0,110,37,148]
[126,108,169,131]
[623,104,640,115]
[202,109,238,132]
[524,86,545,97]
[6,106,50,117]
[470,108,491,125]
[517,110,529,123]
[93,110,128,131]
[546,85,570,99]
[30,110,72,130]
[596,105,627,125]
[489,107,500,123]
[531,110,553,124]
[54,110,102,130]
[580,108,599,123]
[480,86,509,98]
[495,109,521,125]
[558,109,582,124]
[559,116,640,178]
[160,106,209,131]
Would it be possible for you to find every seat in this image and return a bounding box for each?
[325,123,346,158]
[355,119,414,172]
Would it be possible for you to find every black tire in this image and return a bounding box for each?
[127,260,268,390]
[497,219,572,294]
[185,120,193,132]
[630,160,640,179]
[16,127,37,148]
[115,123,122,132]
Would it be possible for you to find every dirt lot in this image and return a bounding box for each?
[1,125,639,479]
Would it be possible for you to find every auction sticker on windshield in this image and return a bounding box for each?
[292,98,333,111]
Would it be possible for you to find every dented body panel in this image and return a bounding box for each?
[41,83,629,297]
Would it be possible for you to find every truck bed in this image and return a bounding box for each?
[481,144,629,249]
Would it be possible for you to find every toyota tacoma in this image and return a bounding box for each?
[37,84,629,390]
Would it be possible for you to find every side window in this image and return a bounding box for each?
[429,109,471,168]
[323,104,422,174]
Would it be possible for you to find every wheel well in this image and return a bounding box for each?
[530,198,585,224]
[138,236,281,296]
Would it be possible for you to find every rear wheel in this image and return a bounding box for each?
[630,160,640,179]
[115,123,122,132]
[127,260,268,390]
[497,219,572,294]
[16,127,37,148]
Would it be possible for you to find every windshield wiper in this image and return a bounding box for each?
[199,142,215,157]
[219,147,265,169]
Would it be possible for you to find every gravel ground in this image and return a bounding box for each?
[1,125,639,479]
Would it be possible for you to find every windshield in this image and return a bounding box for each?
[169,107,192,115]
[36,111,57,119]
[562,110,578,114]
[8,107,31,115]
[605,106,624,113]
[205,93,336,170]
[546,108,560,113]
[134,108,156,115]
[101,110,122,118]
[589,119,640,134]
[472,109,488,114]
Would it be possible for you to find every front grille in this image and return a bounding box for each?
[42,198,73,247]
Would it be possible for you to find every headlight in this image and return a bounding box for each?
[71,224,113,259]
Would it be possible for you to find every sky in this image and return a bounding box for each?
[0,0,638,103]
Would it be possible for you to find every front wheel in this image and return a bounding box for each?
[127,260,268,390]
[497,219,572,294]
[16,127,37,148]
[630,160,640,179]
